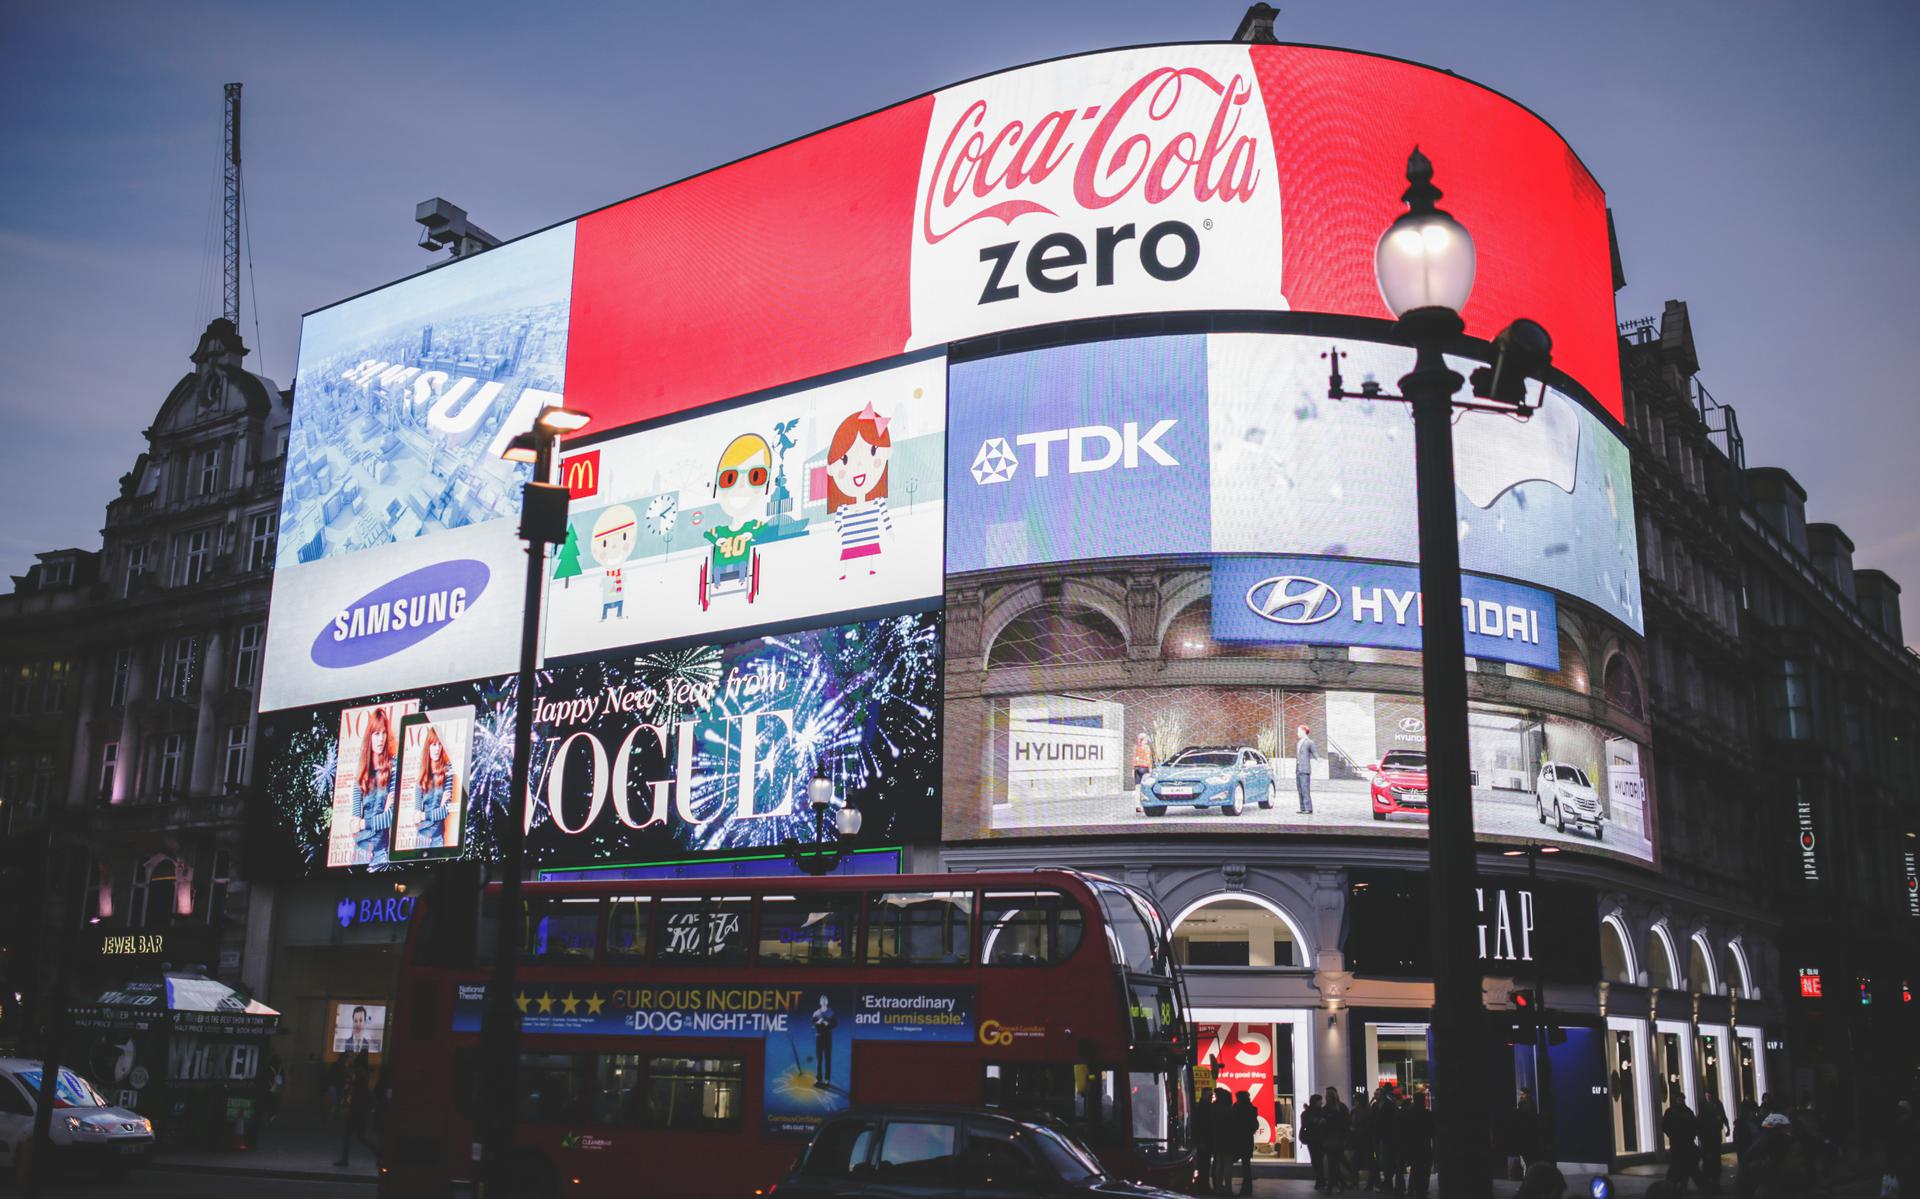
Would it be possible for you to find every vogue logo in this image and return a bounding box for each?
[310,559,490,669]
[1245,576,1342,625]
[922,66,1262,245]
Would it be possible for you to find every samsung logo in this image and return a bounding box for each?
[310,559,489,669]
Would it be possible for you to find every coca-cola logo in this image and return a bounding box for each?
[922,66,1263,245]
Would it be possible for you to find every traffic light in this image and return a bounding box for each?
[1505,988,1538,1043]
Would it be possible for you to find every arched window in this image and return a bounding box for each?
[987,601,1126,669]
[132,854,177,930]
[1648,924,1680,990]
[1724,941,1756,1000]
[1600,914,1638,985]
[1161,599,1310,662]
[1689,933,1719,995]
[1603,653,1645,718]
[1170,894,1305,968]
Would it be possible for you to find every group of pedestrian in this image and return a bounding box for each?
[1297,1084,1433,1195]
[1191,1087,1260,1194]
[1656,1091,1731,1194]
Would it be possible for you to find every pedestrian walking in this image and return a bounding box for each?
[1194,1086,1218,1193]
[1506,1091,1539,1180]
[1663,1097,1700,1193]
[1232,1090,1259,1195]
[1209,1089,1235,1193]
[1303,1092,1328,1191]
[1399,1091,1434,1199]
[1323,1086,1353,1193]
[1371,1085,1402,1193]
[1733,1100,1762,1170]
[1735,1112,1808,1199]
[1698,1092,1729,1193]
[334,1053,378,1168]
[1295,725,1317,813]
[1349,1086,1375,1188]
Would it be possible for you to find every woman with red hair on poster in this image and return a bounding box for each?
[352,707,398,864]
[824,402,895,580]
[414,725,453,850]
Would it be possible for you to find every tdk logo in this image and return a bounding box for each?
[1246,576,1342,625]
[970,420,1179,485]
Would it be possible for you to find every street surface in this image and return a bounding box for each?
[995,778,1657,862]
[16,1169,368,1196]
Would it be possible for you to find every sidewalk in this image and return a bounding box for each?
[148,1112,377,1184]
[1234,1163,1884,1196]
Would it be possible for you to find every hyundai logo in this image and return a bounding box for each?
[1245,575,1342,625]
[1398,717,1426,734]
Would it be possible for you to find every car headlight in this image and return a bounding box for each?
[65,1115,84,1134]
[1141,773,1156,785]
[1206,772,1232,785]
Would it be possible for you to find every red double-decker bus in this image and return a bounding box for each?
[379,869,1193,1197]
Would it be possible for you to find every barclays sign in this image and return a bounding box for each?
[1213,555,1560,671]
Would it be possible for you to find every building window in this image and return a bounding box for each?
[205,850,233,927]
[178,528,212,586]
[246,512,276,572]
[43,658,71,712]
[158,637,195,700]
[157,734,185,797]
[99,741,119,802]
[232,625,261,689]
[10,663,36,715]
[28,754,53,811]
[133,855,178,929]
[1768,658,1812,741]
[223,725,249,787]
[199,446,222,496]
[109,648,132,707]
[123,544,148,597]
[40,558,73,587]
[1171,896,1301,968]
[988,601,1127,669]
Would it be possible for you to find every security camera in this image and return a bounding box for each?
[1470,318,1553,411]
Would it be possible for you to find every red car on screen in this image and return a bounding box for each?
[1369,750,1429,821]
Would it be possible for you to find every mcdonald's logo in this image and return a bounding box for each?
[561,451,601,500]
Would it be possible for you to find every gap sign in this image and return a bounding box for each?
[1211,556,1559,671]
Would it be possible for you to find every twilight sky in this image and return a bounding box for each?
[3,1,1916,639]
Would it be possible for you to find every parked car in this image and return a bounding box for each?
[774,1106,1191,1199]
[0,1058,153,1182]
[1138,746,1275,817]
[1368,750,1430,820]
[1536,761,1606,838]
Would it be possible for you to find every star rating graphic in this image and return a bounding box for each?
[514,989,608,1019]
[971,437,1017,485]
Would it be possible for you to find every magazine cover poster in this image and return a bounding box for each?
[392,706,475,860]
[326,699,420,868]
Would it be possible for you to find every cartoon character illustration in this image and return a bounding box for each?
[824,403,895,580]
[591,505,638,621]
[414,726,453,849]
[351,708,397,864]
[699,433,770,611]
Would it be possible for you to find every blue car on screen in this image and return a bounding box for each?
[1139,746,1276,817]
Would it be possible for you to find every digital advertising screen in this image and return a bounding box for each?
[324,699,420,869]
[947,332,1641,633]
[547,353,947,663]
[525,612,943,870]
[327,1000,387,1061]
[944,682,1655,865]
[392,706,475,860]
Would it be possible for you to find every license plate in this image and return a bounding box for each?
[118,1143,148,1155]
[1161,787,1195,798]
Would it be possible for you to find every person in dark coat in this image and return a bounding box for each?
[1303,1092,1328,1191]
[1231,1090,1259,1195]
[1697,1092,1729,1193]
[1322,1087,1353,1193]
[1349,1087,1375,1187]
[1371,1086,1402,1193]
[1506,1092,1539,1180]
[334,1053,377,1168]
[1662,1097,1700,1193]
[1208,1088,1235,1193]
[1193,1087,1217,1193]
[1399,1091,1434,1199]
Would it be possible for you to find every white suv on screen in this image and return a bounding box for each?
[1536,761,1605,840]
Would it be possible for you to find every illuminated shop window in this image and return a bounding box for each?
[1171,896,1300,968]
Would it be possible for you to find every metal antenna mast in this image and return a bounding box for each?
[223,82,242,325]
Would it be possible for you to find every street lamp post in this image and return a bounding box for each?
[1326,148,1556,1197]
[478,404,590,1196]
[784,772,862,877]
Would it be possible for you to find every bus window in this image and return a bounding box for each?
[517,1053,592,1125]
[1127,1067,1191,1157]
[606,896,651,962]
[758,893,857,965]
[655,896,752,965]
[980,890,1084,965]
[1092,882,1171,976]
[593,1054,647,1125]
[1127,981,1182,1047]
[866,892,972,965]
[523,897,600,962]
[981,1062,1119,1145]
[876,1120,960,1183]
[648,1057,744,1131]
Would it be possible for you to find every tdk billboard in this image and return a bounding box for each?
[1211,556,1560,671]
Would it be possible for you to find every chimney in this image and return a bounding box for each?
[1234,4,1279,43]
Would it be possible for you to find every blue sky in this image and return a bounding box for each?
[3,0,1917,638]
